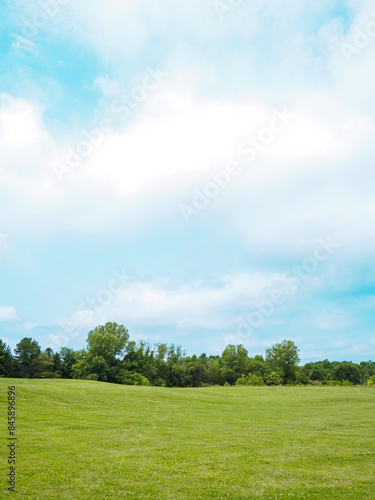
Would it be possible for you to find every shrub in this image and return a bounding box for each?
[265,372,282,386]
[153,378,167,387]
[235,375,247,386]
[342,379,353,386]
[116,369,150,386]
[235,374,264,386]
[40,371,61,379]
[326,380,342,386]
[297,373,310,385]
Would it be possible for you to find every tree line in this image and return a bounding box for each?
[1,322,375,387]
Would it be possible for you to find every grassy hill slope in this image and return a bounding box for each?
[1,379,375,499]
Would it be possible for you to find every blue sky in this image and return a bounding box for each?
[1,0,374,363]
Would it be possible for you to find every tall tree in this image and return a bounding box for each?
[221,344,249,383]
[265,340,300,384]
[32,352,55,378]
[0,340,14,377]
[333,362,361,384]
[14,338,41,378]
[72,323,129,382]
[59,347,78,378]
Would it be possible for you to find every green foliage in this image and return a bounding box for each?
[3,331,375,389]
[153,378,167,387]
[309,365,327,381]
[326,380,343,386]
[266,340,300,384]
[58,347,78,378]
[221,344,249,383]
[72,323,129,382]
[0,340,14,377]
[265,371,282,386]
[116,369,150,386]
[32,351,55,378]
[367,375,375,387]
[87,322,129,361]
[299,374,310,385]
[184,355,209,387]
[14,337,41,378]
[247,355,266,377]
[235,373,264,386]
[333,362,361,385]
[341,379,353,386]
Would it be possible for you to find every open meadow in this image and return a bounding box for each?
[1,379,375,499]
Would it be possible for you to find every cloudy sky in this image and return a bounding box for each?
[1,0,374,363]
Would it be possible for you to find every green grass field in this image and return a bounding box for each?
[1,379,374,499]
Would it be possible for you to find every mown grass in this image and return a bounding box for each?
[1,379,374,499]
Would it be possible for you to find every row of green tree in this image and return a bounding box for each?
[1,323,374,387]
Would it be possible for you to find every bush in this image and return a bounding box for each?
[40,371,61,379]
[367,375,375,387]
[235,375,247,386]
[223,382,230,387]
[116,369,150,386]
[342,380,353,386]
[153,378,167,387]
[326,380,342,386]
[235,374,264,386]
[265,372,282,386]
[297,373,310,385]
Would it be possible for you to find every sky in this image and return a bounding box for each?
[0,0,374,363]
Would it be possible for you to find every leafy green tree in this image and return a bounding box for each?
[184,355,209,387]
[292,367,310,385]
[265,340,300,384]
[52,353,62,377]
[309,365,327,381]
[221,344,249,383]
[116,369,150,386]
[333,362,361,385]
[248,355,266,377]
[140,343,156,383]
[32,351,55,378]
[87,323,129,358]
[59,347,78,378]
[0,340,15,377]
[72,323,129,382]
[165,345,185,387]
[265,371,282,385]
[153,343,168,382]
[70,349,88,379]
[206,355,225,385]
[14,338,41,378]
[165,362,185,387]
[235,373,263,386]
[359,361,375,382]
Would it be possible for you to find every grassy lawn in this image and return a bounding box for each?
[1,379,374,499]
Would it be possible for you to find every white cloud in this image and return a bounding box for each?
[66,272,285,333]
[1,1,374,251]
[0,306,19,322]
[11,35,37,55]
[23,323,38,331]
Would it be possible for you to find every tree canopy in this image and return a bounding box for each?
[265,340,300,383]
[1,329,374,388]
